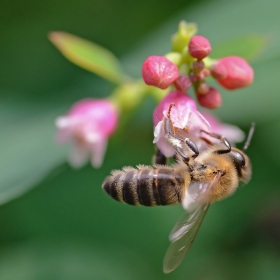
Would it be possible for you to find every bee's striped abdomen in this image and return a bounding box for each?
[102,165,187,206]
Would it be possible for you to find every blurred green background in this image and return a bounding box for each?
[1,0,280,279]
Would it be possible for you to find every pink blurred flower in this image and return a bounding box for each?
[153,90,210,157]
[142,56,179,89]
[55,99,118,168]
[153,90,244,157]
[212,56,254,90]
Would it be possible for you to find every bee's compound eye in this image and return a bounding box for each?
[231,151,245,168]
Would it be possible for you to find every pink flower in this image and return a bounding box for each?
[142,56,179,89]
[188,35,212,60]
[212,56,254,90]
[153,90,210,157]
[153,90,245,157]
[55,99,118,168]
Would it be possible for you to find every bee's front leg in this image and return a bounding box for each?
[163,104,199,163]
[201,130,231,154]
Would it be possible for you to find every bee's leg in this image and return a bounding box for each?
[153,148,167,165]
[201,130,231,154]
[163,122,190,163]
[163,104,199,162]
[174,127,199,159]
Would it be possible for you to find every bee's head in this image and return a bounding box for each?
[229,148,251,183]
[230,122,255,183]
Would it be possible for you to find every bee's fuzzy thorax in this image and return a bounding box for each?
[187,145,240,203]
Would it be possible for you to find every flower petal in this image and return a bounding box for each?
[157,137,176,157]
[215,124,245,143]
[153,121,163,144]
[90,138,108,168]
[68,144,89,168]
[55,116,76,143]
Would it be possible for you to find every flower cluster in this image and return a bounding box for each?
[141,21,253,158]
[54,21,254,168]
[142,22,254,109]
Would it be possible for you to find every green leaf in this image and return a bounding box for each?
[49,31,126,84]
[211,34,268,61]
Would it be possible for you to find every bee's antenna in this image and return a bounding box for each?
[242,123,255,152]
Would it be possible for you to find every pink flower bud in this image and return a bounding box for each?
[197,82,210,94]
[192,61,205,73]
[202,68,210,77]
[173,74,191,93]
[55,99,118,168]
[190,73,197,83]
[197,73,205,81]
[142,56,179,89]
[196,87,222,109]
[211,62,227,80]
[188,35,212,60]
[213,56,254,90]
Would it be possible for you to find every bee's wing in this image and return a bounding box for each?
[163,203,209,274]
[163,173,221,274]
[169,202,209,242]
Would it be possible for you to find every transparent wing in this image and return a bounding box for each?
[163,173,222,274]
[163,204,209,274]
[169,203,208,242]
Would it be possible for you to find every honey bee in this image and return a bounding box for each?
[102,104,254,273]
